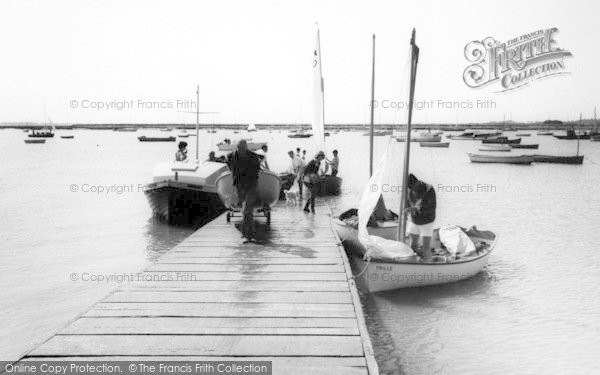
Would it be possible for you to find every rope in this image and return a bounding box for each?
[349,256,371,280]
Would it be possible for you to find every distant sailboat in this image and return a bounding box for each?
[247,123,257,132]
[312,25,341,196]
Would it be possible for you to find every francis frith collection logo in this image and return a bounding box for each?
[463,28,573,92]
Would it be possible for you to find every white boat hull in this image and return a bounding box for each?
[217,142,266,152]
[352,249,494,292]
[468,153,534,164]
[333,218,498,292]
[144,161,230,223]
[215,170,281,210]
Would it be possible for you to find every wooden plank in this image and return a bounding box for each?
[144,264,344,273]
[120,280,349,291]
[170,246,341,253]
[84,302,356,318]
[156,257,343,265]
[136,271,348,281]
[29,335,365,357]
[61,317,359,335]
[104,291,353,304]
[161,251,342,259]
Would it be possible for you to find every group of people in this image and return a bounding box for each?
[286,148,338,213]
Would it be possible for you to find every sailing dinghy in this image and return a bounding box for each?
[333,30,497,292]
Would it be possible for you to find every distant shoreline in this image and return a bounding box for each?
[1,121,596,131]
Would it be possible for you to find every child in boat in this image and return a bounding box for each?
[326,150,339,177]
[405,173,436,259]
[175,142,188,162]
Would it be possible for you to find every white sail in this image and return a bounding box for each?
[247,123,257,132]
[311,26,325,154]
[358,140,414,260]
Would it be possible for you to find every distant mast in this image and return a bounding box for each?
[312,24,326,153]
[369,34,376,176]
[196,85,200,161]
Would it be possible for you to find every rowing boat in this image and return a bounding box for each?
[479,145,512,152]
[468,153,534,164]
[419,142,449,148]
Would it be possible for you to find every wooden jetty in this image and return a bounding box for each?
[21,205,378,375]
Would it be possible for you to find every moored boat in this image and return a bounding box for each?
[481,136,521,144]
[516,133,531,136]
[24,139,46,144]
[144,161,228,224]
[28,131,54,138]
[510,144,539,149]
[419,142,449,148]
[363,130,392,136]
[138,136,176,142]
[536,131,553,135]
[591,135,600,142]
[532,154,584,164]
[396,135,441,142]
[60,135,74,139]
[335,31,498,293]
[350,229,497,292]
[479,145,512,152]
[468,153,534,164]
[287,132,313,138]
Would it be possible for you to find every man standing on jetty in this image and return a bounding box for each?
[227,140,261,243]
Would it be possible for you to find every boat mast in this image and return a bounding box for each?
[369,34,376,176]
[196,85,200,161]
[577,112,581,156]
[397,29,419,242]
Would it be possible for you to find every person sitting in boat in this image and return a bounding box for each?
[303,151,325,213]
[296,147,301,158]
[326,150,339,177]
[175,142,188,162]
[226,140,262,242]
[224,138,231,145]
[405,173,436,259]
[255,145,270,170]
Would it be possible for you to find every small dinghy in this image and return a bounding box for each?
[510,144,539,149]
[24,139,46,144]
[138,136,176,142]
[60,135,74,139]
[468,153,534,164]
[334,30,498,292]
[215,170,281,224]
[479,145,512,152]
[419,142,449,148]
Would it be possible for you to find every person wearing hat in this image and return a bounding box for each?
[405,173,436,259]
[302,151,325,213]
[175,141,188,162]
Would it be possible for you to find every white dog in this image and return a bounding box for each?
[285,190,299,206]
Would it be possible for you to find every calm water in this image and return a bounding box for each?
[1,128,599,374]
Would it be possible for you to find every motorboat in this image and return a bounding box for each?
[143,161,229,224]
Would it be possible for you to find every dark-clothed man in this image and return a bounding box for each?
[227,140,262,242]
[405,173,436,259]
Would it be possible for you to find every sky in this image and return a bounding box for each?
[1,0,599,125]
